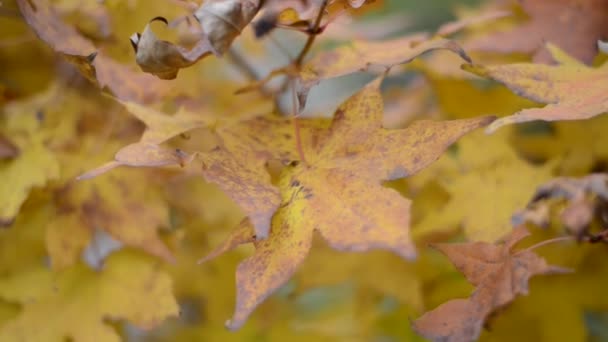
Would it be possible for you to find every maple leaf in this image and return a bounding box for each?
[463,43,608,133]
[413,227,567,341]
[0,140,59,227]
[412,227,568,342]
[198,116,329,239]
[413,129,556,242]
[0,251,178,342]
[17,0,170,103]
[466,0,608,64]
[51,166,175,266]
[199,78,494,330]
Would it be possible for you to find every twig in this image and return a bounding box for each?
[515,236,575,256]
[294,0,328,67]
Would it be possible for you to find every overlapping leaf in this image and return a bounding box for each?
[466,0,608,64]
[463,44,608,132]
[50,166,175,267]
[17,0,170,103]
[299,35,471,93]
[200,78,493,330]
[77,101,209,180]
[413,129,556,242]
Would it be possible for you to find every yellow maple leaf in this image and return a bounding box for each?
[199,78,493,330]
[0,140,59,226]
[412,129,556,242]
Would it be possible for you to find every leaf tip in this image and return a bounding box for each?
[447,40,473,64]
[460,63,487,77]
[224,318,242,331]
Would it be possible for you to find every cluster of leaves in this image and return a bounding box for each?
[2,0,608,341]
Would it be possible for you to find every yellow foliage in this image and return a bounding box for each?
[0,251,178,342]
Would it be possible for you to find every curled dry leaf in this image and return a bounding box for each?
[131,17,212,80]
[131,0,261,78]
[195,0,261,55]
[466,0,608,64]
[199,78,494,330]
[413,227,569,342]
[463,44,608,133]
[513,173,608,239]
[17,0,169,103]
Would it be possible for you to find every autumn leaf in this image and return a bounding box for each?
[463,43,608,132]
[0,251,178,342]
[0,140,59,227]
[513,173,608,240]
[412,129,556,242]
[131,0,262,78]
[52,167,175,266]
[200,78,494,330]
[130,17,212,80]
[17,0,170,103]
[78,100,209,180]
[413,227,568,342]
[299,35,471,96]
[466,0,608,64]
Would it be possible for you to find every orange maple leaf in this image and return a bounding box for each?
[413,227,569,342]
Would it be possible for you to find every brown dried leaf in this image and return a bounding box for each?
[413,227,568,342]
[131,17,212,80]
[17,0,170,103]
[195,0,262,55]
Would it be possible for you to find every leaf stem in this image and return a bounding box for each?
[515,236,574,255]
[294,0,328,67]
[291,80,307,165]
